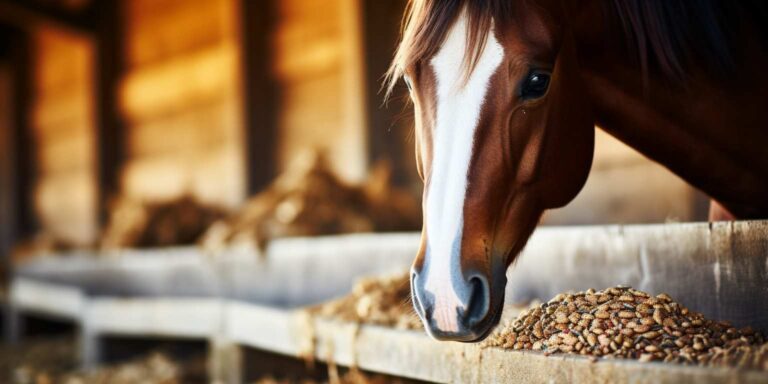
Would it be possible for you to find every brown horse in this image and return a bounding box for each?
[386,0,768,341]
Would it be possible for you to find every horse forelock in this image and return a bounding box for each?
[384,0,513,99]
[386,0,768,97]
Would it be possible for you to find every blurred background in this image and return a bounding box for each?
[0,0,713,381]
[0,0,709,260]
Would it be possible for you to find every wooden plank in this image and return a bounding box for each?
[0,62,13,284]
[273,0,368,182]
[85,297,223,338]
[0,0,92,33]
[31,27,98,245]
[360,0,416,187]
[119,0,246,208]
[9,278,84,319]
[239,0,279,193]
[14,223,768,332]
[10,276,768,383]
[224,302,303,357]
[320,320,768,384]
[15,233,419,306]
[227,307,768,384]
[119,44,239,120]
[6,26,38,239]
[124,0,229,67]
[507,221,768,331]
[91,0,125,226]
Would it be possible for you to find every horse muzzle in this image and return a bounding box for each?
[410,263,506,342]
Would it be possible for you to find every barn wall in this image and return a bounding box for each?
[12,0,710,247]
[273,0,368,182]
[30,27,97,246]
[119,0,246,208]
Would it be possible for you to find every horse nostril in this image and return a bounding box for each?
[465,275,490,327]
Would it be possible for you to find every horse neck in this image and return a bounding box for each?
[569,9,768,218]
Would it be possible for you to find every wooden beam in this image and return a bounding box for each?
[239,0,279,194]
[0,57,13,287]
[89,0,125,224]
[6,26,38,240]
[360,0,414,186]
[0,0,92,33]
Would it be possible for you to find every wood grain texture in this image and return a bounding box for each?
[120,0,246,208]
[31,26,97,245]
[274,0,367,182]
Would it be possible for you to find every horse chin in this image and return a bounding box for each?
[473,294,507,342]
[441,291,505,343]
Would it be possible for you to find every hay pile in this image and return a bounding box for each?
[99,195,226,250]
[201,153,420,252]
[310,272,422,330]
[15,152,419,256]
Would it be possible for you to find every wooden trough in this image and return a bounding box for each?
[8,222,768,383]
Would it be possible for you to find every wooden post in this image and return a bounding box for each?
[0,40,13,282]
[88,0,125,224]
[209,337,243,384]
[360,0,414,187]
[0,0,92,33]
[0,24,36,343]
[239,0,279,194]
[6,26,37,243]
[0,47,14,344]
[80,307,100,370]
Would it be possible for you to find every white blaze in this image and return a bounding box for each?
[423,13,504,332]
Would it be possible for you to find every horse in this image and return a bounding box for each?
[386,0,768,342]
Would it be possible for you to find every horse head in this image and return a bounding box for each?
[388,0,594,341]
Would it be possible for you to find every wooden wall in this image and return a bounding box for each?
[30,26,97,246]
[273,0,368,182]
[119,0,246,208]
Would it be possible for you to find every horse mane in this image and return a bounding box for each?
[612,0,768,82]
[385,0,768,95]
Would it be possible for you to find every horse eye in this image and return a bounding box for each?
[520,70,551,100]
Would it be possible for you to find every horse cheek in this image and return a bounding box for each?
[540,34,595,208]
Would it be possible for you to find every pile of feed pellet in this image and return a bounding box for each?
[484,285,768,371]
[310,273,423,330]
